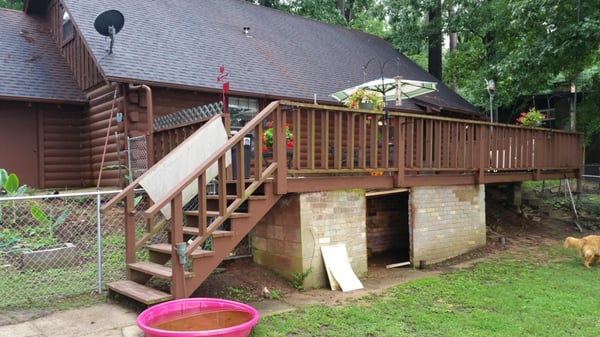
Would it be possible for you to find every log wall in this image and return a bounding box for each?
[40,104,87,188]
[48,0,104,91]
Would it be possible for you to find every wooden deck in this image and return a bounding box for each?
[103,100,582,304]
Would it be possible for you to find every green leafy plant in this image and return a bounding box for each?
[290,267,312,291]
[28,201,70,248]
[268,289,281,300]
[0,169,29,224]
[516,107,545,127]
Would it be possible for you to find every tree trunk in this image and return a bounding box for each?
[428,0,442,80]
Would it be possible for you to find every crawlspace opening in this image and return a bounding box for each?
[366,191,410,267]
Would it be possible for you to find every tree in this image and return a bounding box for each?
[0,0,23,10]
[428,0,442,80]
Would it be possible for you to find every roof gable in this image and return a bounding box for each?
[63,0,478,114]
[0,8,86,103]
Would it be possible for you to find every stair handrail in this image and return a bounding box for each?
[143,100,289,256]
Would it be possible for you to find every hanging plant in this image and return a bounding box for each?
[516,107,546,127]
[345,89,384,111]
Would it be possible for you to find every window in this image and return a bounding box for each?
[62,10,73,42]
[228,97,259,129]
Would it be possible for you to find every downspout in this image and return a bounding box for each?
[128,83,154,167]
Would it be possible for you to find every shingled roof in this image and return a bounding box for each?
[0,8,86,103]
[60,0,479,115]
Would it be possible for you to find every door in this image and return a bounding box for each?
[0,102,39,188]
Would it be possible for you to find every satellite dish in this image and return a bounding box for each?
[94,10,124,54]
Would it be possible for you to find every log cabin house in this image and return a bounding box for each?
[0,0,582,304]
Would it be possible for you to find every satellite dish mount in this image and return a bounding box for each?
[94,10,125,55]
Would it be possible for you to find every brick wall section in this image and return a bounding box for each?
[252,189,367,289]
[410,185,486,265]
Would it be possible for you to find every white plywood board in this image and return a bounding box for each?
[321,243,364,292]
[386,261,411,269]
[139,117,230,218]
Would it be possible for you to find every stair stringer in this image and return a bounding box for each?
[183,182,283,297]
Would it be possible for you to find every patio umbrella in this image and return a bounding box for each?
[330,76,438,106]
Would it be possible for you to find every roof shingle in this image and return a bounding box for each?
[0,9,86,103]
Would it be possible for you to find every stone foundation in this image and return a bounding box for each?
[253,184,486,288]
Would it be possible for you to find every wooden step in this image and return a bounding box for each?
[181,227,234,237]
[107,280,173,305]
[128,261,194,279]
[183,210,249,218]
[147,243,214,258]
[206,194,266,200]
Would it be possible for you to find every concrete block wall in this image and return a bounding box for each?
[299,189,367,288]
[252,189,367,289]
[410,184,486,265]
[252,194,302,281]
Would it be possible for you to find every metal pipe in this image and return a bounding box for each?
[96,192,103,294]
[175,242,187,265]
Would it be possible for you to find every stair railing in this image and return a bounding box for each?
[102,100,291,268]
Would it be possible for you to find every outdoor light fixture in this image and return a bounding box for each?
[243,27,250,35]
[485,79,496,123]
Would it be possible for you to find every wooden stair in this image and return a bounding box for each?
[107,181,281,305]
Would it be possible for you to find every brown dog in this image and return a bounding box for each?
[563,235,600,268]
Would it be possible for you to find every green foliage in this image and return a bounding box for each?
[268,288,281,300]
[0,0,23,10]
[0,168,29,224]
[226,286,254,302]
[262,123,293,150]
[290,267,312,291]
[577,72,600,145]
[26,201,71,248]
[0,169,27,197]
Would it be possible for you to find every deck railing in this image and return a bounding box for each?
[277,101,582,182]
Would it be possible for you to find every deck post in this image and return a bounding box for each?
[124,191,137,264]
[170,194,186,299]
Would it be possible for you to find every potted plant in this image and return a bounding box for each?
[262,122,294,153]
[516,107,546,127]
[262,122,294,167]
[345,89,384,111]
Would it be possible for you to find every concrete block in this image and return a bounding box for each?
[22,243,79,271]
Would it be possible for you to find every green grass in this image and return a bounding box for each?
[0,233,126,310]
[252,248,600,336]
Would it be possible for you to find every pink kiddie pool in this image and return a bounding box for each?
[137,298,260,337]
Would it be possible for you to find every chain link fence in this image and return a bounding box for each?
[0,188,252,309]
[128,135,148,181]
[0,190,129,308]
